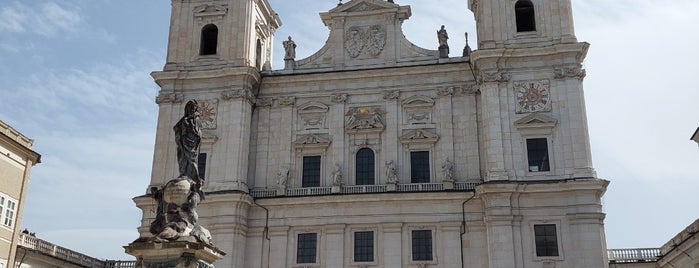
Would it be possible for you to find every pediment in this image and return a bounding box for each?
[293,134,331,148]
[402,95,435,108]
[400,129,439,144]
[514,113,557,130]
[298,101,329,113]
[330,0,398,13]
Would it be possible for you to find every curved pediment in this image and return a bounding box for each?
[289,0,440,72]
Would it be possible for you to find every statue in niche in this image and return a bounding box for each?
[331,164,343,186]
[141,100,213,245]
[283,36,296,60]
[277,165,290,188]
[385,160,397,184]
[442,158,454,181]
[437,25,449,48]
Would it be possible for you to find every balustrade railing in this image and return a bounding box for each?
[286,186,332,196]
[250,188,277,198]
[397,183,444,192]
[249,181,480,198]
[17,233,136,268]
[342,184,388,194]
[607,248,661,263]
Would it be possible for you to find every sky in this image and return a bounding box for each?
[0,0,698,261]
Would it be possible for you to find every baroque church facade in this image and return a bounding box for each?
[134,0,609,267]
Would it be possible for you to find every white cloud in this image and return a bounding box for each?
[0,1,82,37]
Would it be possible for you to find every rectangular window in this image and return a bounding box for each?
[534,224,559,257]
[297,233,317,264]
[410,151,430,183]
[198,153,207,180]
[354,231,374,262]
[302,156,321,187]
[526,138,550,172]
[3,200,15,228]
[411,230,433,261]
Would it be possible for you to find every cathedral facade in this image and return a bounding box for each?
[134,0,609,267]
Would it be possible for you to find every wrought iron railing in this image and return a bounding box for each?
[607,248,661,263]
[17,233,136,268]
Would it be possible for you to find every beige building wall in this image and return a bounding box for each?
[134,0,610,267]
[0,120,40,268]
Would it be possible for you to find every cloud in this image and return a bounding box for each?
[0,1,82,37]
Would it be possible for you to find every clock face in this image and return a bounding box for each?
[515,80,551,113]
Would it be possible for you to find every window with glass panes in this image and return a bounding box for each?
[297,233,317,264]
[3,200,15,228]
[410,151,430,183]
[302,156,321,187]
[526,138,550,172]
[198,153,207,180]
[534,224,559,257]
[411,230,433,261]
[354,231,374,262]
[355,148,375,185]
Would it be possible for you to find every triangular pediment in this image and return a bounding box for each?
[514,113,557,130]
[400,129,439,144]
[193,4,227,15]
[330,0,398,13]
[293,134,331,148]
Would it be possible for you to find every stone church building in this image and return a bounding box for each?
[134,0,609,267]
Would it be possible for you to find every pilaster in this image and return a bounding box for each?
[478,71,511,181]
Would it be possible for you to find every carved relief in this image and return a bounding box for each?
[555,66,586,80]
[197,99,218,129]
[478,71,510,83]
[345,107,385,132]
[155,92,184,104]
[331,93,348,103]
[514,80,551,114]
[437,86,455,96]
[193,4,227,25]
[365,25,386,56]
[345,26,365,58]
[256,98,273,107]
[383,90,400,100]
[402,95,435,125]
[400,129,439,144]
[297,102,329,130]
[293,134,331,148]
[277,96,296,107]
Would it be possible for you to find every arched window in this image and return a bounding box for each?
[200,24,218,55]
[355,148,375,185]
[255,39,263,69]
[515,0,536,32]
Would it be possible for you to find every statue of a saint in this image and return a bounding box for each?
[442,158,454,181]
[173,100,204,196]
[437,25,449,48]
[386,160,397,184]
[332,164,343,186]
[277,165,290,187]
[283,36,296,60]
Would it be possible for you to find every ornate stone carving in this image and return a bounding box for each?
[256,98,273,107]
[402,95,434,125]
[462,83,479,94]
[331,93,348,103]
[437,86,455,96]
[365,25,386,56]
[345,107,385,131]
[197,99,218,129]
[277,96,296,107]
[298,102,329,130]
[383,90,400,99]
[276,165,289,188]
[441,158,454,182]
[193,4,227,25]
[385,160,397,184]
[555,66,586,80]
[222,89,254,102]
[293,134,331,149]
[331,163,343,186]
[478,71,510,83]
[400,129,439,144]
[514,80,551,114]
[345,26,364,58]
[155,92,184,104]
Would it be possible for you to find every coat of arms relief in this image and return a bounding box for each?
[344,25,387,58]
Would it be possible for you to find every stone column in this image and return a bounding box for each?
[440,222,463,268]
[325,224,346,266]
[556,67,596,178]
[268,227,290,268]
[567,213,609,267]
[484,216,517,268]
[217,89,255,192]
[152,92,184,185]
[478,72,510,181]
[437,87,456,183]
[383,91,400,184]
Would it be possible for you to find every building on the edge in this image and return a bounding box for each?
[134,0,610,267]
[0,120,40,268]
[608,219,699,268]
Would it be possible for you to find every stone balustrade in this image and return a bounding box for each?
[250,181,480,198]
[17,233,136,268]
[607,248,661,263]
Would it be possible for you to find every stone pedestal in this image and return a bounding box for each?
[443,180,455,190]
[125,237,225,268]
[331,185,341,193]
[284,59,295,70]
[276,186,286,196]
[386,182,397,192]
[439,46,449,58]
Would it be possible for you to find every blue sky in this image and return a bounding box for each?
[1,0,698,261]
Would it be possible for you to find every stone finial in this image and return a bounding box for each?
[462,32,472,57]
